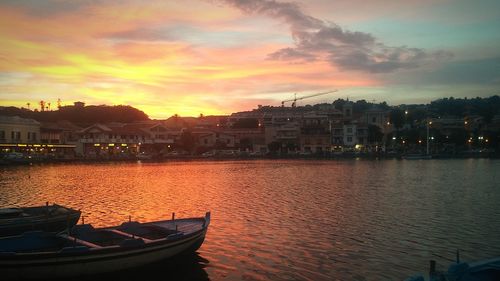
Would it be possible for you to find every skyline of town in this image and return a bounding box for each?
[1,95,498,162]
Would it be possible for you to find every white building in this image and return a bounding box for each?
[0,116,40,144]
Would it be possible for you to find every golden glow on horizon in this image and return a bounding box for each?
[0,1,381,119]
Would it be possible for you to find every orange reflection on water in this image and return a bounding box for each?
[1,159,499,281]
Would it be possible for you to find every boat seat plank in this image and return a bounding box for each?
[59,234,102,249]
[107,229,153,243]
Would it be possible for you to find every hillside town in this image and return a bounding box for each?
[1,97,499,163]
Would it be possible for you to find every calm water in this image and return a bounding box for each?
[1,159,499,281]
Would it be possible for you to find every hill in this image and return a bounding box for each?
[0,104,149,125]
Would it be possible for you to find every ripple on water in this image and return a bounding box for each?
[1,159,499,280]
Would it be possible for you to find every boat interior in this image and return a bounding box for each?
[66,220,189,248]
[117,222,179,240]
[0,232,76,253]
[0,216,208,254]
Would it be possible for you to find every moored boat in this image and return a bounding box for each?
[0,203,81,237]
[405,255,500,281]
[0,212,211,280]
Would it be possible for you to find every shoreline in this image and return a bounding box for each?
[1,152,498,166]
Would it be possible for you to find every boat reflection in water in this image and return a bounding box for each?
[79,253,210,281]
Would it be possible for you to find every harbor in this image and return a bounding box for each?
[1,0,499,280]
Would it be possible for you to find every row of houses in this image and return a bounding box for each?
[1,102,498,158]
[0,115,262,158]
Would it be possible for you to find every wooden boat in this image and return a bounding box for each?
[0,203,81,237]
[0,212,211,280]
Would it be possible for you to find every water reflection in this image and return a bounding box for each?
[1,159,499,280]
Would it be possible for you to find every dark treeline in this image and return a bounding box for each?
[330,96,500,120]
[428,96,500,121]
[0,104,149,125]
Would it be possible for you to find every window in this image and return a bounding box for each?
[347,127,352,133]
[372,117,377,123]
[11,131,21,141]
[347,136,352,142]
[0,130,5,140]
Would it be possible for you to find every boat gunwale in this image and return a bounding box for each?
[0,204,81,226]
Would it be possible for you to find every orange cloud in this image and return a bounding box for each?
[0,1,381,119]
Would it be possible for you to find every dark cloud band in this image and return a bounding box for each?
[217,0,453,73]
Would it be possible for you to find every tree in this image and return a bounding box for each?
[179,129,196,154]
[389,109,405,130]
[368,125,383,144]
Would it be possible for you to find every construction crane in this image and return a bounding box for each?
[281,90,338,107]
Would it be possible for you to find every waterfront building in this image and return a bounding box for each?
[431,116,466,136]
[40,121,81,158]
[0,116,39,156]
[362,106,388,129]
[223,128,266,153]
[78,123,148,158]
[0,115,39,144]
[299,111,331,154]
[134,121,176,155]
[0,116,80,159]
[197,131,236,149]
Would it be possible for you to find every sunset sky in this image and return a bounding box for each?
[0,0,499,119]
